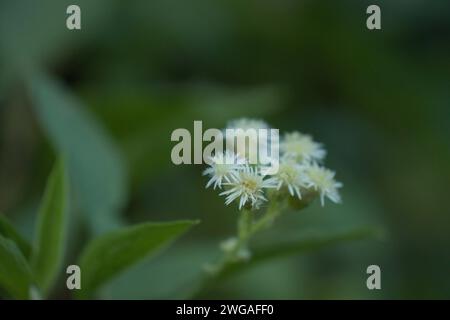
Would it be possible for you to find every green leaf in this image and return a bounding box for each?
[102,242,218,300]
[0,214,32,259]
[31,158,69,295]
[77,220,199,298]
[0,235,33,299]
[192,227,380,297]
[28,72,127,234]
[221,227,380,279]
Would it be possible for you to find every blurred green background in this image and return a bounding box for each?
[1,0,449,299]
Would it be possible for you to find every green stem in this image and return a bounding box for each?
[200,199,287,291]
[249,201,282,234]
[238,209,253,241]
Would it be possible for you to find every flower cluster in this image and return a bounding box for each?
[203,118,342,210]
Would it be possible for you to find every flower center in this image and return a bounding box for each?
[215,163,231,176]
[278,164,298,183]
[241,178,259,192]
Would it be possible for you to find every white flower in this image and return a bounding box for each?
[203,151,246,189]
[274,158,307,199]
[304,163,342,206]
[280,132,326,163]
[225,118,270,161]
[220,165,277,210]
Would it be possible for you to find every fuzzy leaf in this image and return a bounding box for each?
[28,72,127,234]
[191,227,381,297]
[0,235,33,299]
[77,220,199,297]
[220,227,381,279]
[31,159,68,295]
[0,214,32,259]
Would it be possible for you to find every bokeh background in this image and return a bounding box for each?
[1,0,449,299]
